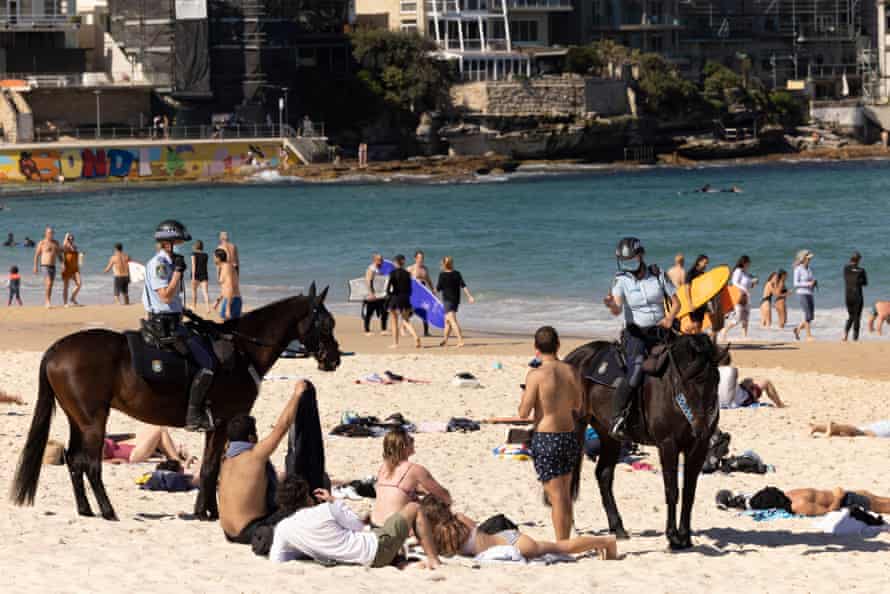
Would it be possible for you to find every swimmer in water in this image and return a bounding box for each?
[723,185,743,193]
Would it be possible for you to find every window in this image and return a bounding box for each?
[400,0,417,12]
[490,20,506,39]
[401,19,418,31]
[510,19,538,42]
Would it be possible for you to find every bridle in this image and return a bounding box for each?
[664,337,718,436]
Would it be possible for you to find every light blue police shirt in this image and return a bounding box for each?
[611,268,675,328]
[143,250,182,314]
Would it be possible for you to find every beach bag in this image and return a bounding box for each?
[452,373,481,388]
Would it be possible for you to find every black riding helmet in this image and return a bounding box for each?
[155,220,192,242]
[616,237,644,260]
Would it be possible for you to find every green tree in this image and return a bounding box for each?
[767,90,805,128]
[350,28,455,114]
[636,53,700,119]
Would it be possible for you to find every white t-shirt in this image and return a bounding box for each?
[731,267,754,297]
[269,501,378,565]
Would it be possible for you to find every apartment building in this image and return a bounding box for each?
[356,0,574,79]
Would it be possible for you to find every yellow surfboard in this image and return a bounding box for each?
[702,285,743,330]
[676,265,731,319]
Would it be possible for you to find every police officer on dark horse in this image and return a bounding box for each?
[144,219,217,431]
[603,237,681,439]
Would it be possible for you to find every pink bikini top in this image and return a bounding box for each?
[376,461,418,501]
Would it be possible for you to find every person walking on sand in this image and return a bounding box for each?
[217,231,240,277]
[436,256,474,348]
[362,253,388,336]
[191,240,211,313]
[7,265,22,306]
[519,326,583,540]
[793,250,817,341]
[61,232,83,307]
[407,250,433,337]
[214,248,242,320]
[685,254,709,334]
[103,243,133,305]
[721,255,757,340]
[33,226,62,308]
[842,251,867,342]
[387,254,420,349]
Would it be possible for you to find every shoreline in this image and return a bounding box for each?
[4,303,890,381]
[1,144,889,196]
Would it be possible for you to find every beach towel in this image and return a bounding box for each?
[285,382,327,491]
[472,546,576,566]
[739,509,800,522]
[813,508,889,536]
[138,470,195,492]
[355,371,431,385]
[492,444,532,460]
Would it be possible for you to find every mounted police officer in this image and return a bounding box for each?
[603,237,680,440]
[144,220,215,432]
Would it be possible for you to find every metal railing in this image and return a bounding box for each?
[0,15,80,29]
[507,0,571,9]
[27,122,327,144]
[1,72,173,89]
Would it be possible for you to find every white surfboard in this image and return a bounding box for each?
[348,275,387,302]
[129,261,146,284]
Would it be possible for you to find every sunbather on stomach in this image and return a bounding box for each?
[370,427,451,527]
[420,495,617,560]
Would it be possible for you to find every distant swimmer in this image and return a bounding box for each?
[722,185,743,193]
[3,232,14,247]
[696,184,714,193]
[23,236,35,248]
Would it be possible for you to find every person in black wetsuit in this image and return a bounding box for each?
[191,239,211,313]
[387,254,420,348]
[843,251,867,342]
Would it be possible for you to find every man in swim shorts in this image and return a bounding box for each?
[32,226,62,307]
[214,248,242,320]
[519,326,583,540]
[104,243,133,305]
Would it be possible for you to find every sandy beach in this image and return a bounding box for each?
[2,304,890,593]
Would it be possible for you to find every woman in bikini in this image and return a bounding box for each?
[370,427,451,527]
[103,425,192,465]
[760,272,777,328]
[772,269,790,328]
[421,496,617,560]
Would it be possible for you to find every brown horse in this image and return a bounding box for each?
[565,333,725,550]
[11,284,340,521]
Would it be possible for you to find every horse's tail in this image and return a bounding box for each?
[11,354,57,506]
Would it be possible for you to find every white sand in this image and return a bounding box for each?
[2,350,890,593]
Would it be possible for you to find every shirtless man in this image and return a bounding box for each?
[718,486,890,516]
[362,253,387,336]
[217,231,240,278]
[214,248,242,320]
[867,301,890,335]
[407,250,433,337]
[32,226,62,307]
[666,253,686,289]
[103,243,133,305]
[219,380,309,544]
[519,326,583,540]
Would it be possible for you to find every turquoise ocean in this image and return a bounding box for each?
[2,159,889,340]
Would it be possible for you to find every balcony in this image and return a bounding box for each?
[593,14,682,31]
[0,15,81,31]
[425,0,570,14]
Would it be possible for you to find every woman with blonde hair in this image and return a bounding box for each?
[436,255,475,348]
[421,496,617,560]
[61,232,82,307]
[792,250,817,341]
[370,427,451,526]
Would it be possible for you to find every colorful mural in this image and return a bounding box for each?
[0,141,283,183]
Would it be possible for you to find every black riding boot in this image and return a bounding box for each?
[185,369,215,432]
[610,378,633,440]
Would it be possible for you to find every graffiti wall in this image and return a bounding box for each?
[0,141,284,183]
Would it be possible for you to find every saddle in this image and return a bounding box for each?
[125,331,193,386]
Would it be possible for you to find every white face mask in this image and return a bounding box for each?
[619,257,641,273]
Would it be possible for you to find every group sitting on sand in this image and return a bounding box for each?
[213,327,617,569]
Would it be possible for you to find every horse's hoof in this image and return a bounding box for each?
[613,527,630,540]
[77,508,94,518]
[668,538,693,551]
[101,512,119,522]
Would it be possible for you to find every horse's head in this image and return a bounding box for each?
[298,283,341,372]
[669,334,726,431]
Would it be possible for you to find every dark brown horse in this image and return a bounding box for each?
[11,284,340,521]
[565,334,725,550]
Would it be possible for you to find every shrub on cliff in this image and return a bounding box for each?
[636,53,701,119]
[350,29,456,115]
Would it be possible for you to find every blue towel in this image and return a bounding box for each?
[740,509,800,522]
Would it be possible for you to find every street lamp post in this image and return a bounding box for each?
[94,89,102,138]
[278,97,284,138]
[282,87,289,128]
